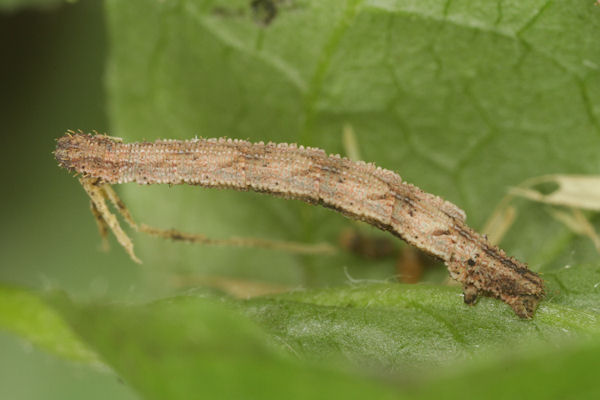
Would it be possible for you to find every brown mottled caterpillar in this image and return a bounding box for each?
[55,131,545,318]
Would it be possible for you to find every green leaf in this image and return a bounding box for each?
[411,338,600,399]
[240,263,600,372]
[104,0,600,288]
[2,280,599,398]
[46,289,600,399]
[242,274,600,371]
[51,292,399,400]
[0,286,100,366]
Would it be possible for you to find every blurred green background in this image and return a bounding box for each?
[1,0,600,399]
[1,1,138,398]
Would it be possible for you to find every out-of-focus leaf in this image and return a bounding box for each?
[51,293,399,400]
[411,338,600,400]
[0,286,100,366]
[48,288,600,399]
[2,277,599,398]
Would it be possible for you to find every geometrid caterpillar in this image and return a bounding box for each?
[55,131,544,318]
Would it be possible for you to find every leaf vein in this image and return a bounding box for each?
[577,77,600,138]
[185,1,307,92]
[301,0,364,144]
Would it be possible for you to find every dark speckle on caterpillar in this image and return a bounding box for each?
[55,131,545,318]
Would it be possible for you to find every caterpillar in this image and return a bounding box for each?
[55,131,544,318]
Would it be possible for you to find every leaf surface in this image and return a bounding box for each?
[2,272,600,399]
[0,286,100,366]
[51,292,399,400]
[105,0,600,286]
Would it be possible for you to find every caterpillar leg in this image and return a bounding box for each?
[89,200,110,252]
[79,177,141,263]
[101,183,138,229]
[100,182,336,256]
[462,283,479,305]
